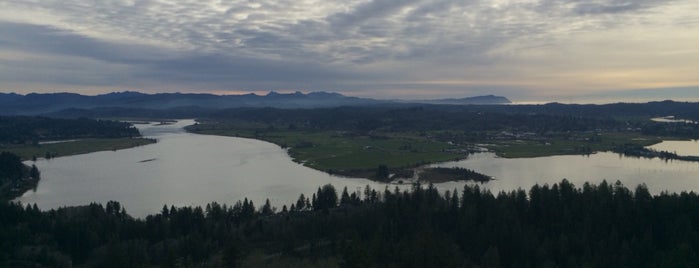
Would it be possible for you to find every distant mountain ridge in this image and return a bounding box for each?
[410,95,512,105]
[0,91,511,116]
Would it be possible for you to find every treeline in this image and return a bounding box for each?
[613,144,699,162]
[210,106,623,134]
[461,101,699,121]
[419,167,491,183]
[3,180,699,267]
[0,152,40,200]
[0,116,140,144]
[206,105,699,140]
[36,99,699,122]
[32,101,699,139]
[641,121,699,139]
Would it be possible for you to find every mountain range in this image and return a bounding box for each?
[0,91,511,116]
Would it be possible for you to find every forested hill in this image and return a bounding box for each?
[0,91,380,115]
[467,100,699,120]
[206,103,699,137]
[0,116,140,144]
[2,180,699,267]
[0,91,511,116]
[208,106,623,133]
[32,100,699,123]
[409,94,512,105]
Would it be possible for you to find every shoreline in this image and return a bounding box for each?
[184,123,699,186]
[3,137,157,161]
[185,126,490,183]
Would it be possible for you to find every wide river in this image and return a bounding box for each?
[16,120,699,217]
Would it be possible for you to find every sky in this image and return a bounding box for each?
[0,0,698,102]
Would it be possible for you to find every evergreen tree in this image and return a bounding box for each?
[296,193,306,211]
[376,164,389,181]
[261,199,273,216]
[29,164,40,179]
[340,186,351,205]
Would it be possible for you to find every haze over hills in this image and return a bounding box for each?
[410,95,512,105]
[0,91,512,116]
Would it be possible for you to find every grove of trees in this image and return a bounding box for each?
[0,152,40,200]
[0,116,140,144]
[2,180,699,267]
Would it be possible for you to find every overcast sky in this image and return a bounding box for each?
[0,0,697,102]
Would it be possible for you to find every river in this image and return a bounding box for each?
[15,120,699,217]
[16,120,391,217]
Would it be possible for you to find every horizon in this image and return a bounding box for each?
[3,88,699,105]
[1,1,698,103]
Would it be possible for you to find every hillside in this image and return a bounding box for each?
[0,91,511,116]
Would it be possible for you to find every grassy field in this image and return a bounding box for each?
[187,122,673,180]
[1,138,157,160]
[188,124,468,173]
[488,132,664,158]
[487,132,664,158]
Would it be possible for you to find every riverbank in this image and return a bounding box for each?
[0,174,39,201]
[487,132,665,158]
[185,121,688,183]
[182,128,480,184]
[613,143,699,162]
[185,124,478,182]
[2,137,156,160]
[19,120,699,218]
[0,152,40,200]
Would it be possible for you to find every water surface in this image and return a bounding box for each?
[433,151,699,194]
[17,120,390,217]
[648,140,699,157]
[16,120,699,217]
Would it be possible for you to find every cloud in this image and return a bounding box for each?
[327,0,422,30]
[0,22,175,64]
[0,21,374,90]
[568,0,675,15]
[0,0,697,100]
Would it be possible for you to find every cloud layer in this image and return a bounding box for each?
[0,0,697,101]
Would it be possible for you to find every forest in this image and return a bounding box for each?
[4,102,699,266]
[31,100,699,147]
[205,105,699,138]
[33,98,699,122]
[0,152,40,200]
[3,180,699,267]
[0,116,155,161]
[206,106,625,134]
[0,116,140,144]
